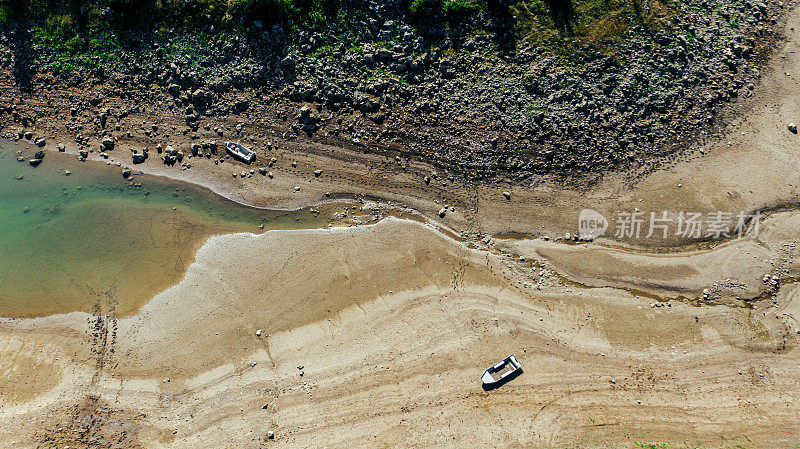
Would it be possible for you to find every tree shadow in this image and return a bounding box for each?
[9,15,33,96]
[545,0,575,34]
[486,0,518,54]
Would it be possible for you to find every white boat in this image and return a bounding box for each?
[481,355,522,387]
[225,141,256,164]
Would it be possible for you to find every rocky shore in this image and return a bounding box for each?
[0,0,788,185]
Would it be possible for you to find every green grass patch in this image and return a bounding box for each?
[511,0,678,54]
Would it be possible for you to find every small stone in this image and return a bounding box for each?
[102,136,115,151]
[294,185,301,191]
[502,191,511,200]
[314,169,322,177]
[64,170,71,176]
[438,207,447,218]
[256,329,262,337]
[789,123,798,134]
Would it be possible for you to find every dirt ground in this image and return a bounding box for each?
[3,2,800,448]
[0,218,799,448]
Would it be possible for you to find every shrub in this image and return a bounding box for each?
[442,0,479,18]
[409,0,440,17]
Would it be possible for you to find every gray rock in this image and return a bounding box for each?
[279,55,295,68]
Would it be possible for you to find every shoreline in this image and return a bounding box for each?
[2,212,799,447]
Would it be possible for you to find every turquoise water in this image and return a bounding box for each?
[0,144,346,318]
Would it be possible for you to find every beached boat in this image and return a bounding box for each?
[481,355,522,387]
[225,141,256,164]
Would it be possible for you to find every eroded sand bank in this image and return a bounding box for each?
[1,218,798,448]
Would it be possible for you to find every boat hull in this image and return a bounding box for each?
[225,142,256,164]
[481,355,522,388]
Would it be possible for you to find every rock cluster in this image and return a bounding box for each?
[0,0,785,183]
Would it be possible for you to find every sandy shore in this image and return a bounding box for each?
[0,218,798,447]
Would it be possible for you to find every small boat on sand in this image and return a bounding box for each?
[481,355,522,387]
[225,141,256,164]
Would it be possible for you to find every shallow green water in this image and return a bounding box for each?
[0,145,345,318]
